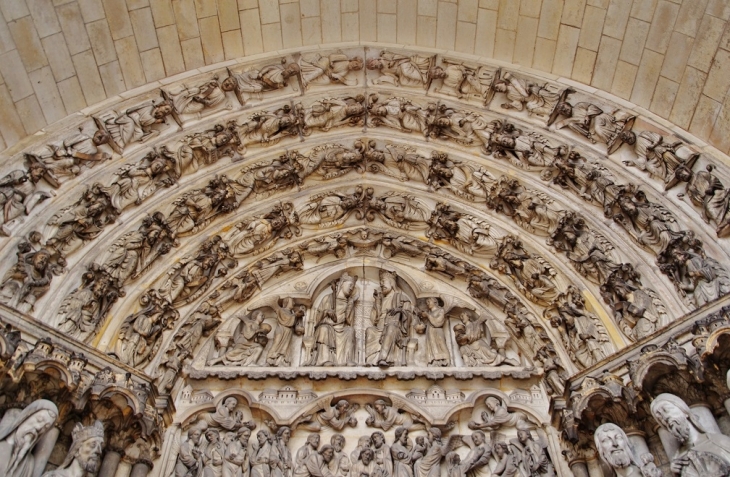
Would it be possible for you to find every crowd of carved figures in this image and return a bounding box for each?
[163,394,559,477]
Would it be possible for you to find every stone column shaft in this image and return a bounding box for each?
[98,450,123,477]
[129,462,151,477]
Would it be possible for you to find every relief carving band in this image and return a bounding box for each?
[303,272,359,366]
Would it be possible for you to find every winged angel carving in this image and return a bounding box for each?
[297,188,430,229]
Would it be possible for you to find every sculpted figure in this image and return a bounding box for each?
[56,264,119,343]
[367,96,430,136]
[299,96,366,135]
[249,430,273,477]
[299,53,363,89]
[102,212,176,287]
[367,51,433,88]
[0,162,51,232]
[676,165,730,238]
[221,61,300,105]
[490,123,566,169]
[431,64,494,103]
[492,442,519,477]
[46,183,117,256]
[595,423,664,477]
[228,204,298,257]
[492,72,561,117]
[486,177,559,236]
[460,431,491,477]
[329,434,350,477]
[664,248,730,308]
[552,100,636,153]
[169,293,223,357]
[365,400,425,432]
[534,346,567,397]
[299,445,336,477]
[165,79,229,119]
[209,311,272,366]
[224,427,251,477]
[545,285,609,368]
[295,400,358,433]
[651,393,730,476]
[369,432,392,477]
[168,175,246,237]
[271,427,293,477]
[30,129,111,184]
[600,265,668,342]
[101,101,173,151]
[366,270,414,366]
[204,428,226,477]
[415,297,451,366]
[113,290,178,367]
[424,250,471,280]
[293,434,321,477]
[626,131,697,185]
[426,107,496,152]
[156,346,190,393]
[238,106,300,146]
[468,397,527,432]
[266,298,306,366]
[391,427,417,477]
[202,397,255,432]
[175,424,206,477]
[427,203,497,256]
[509,424,554,477]
[453,312,519,367]
[351,448,382,477]
[0,234,64,313]
[304,272,359,366]
[0,399,58,477]
[42,421,104,477]
[490,236,558,306]
[414,428,461,477]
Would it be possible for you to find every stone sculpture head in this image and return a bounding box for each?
[472,431,485,446]
[595,423,634,469]
[394,427,408,445]
[360,448,374,465]
[331,433,345,452]
[650,393,704,444]
[277,426,291,443]
[370,432,383,448]
[57,420,105,474]
[307,433,320,449]
[320,444,335,463]
[494,442,508,457]
[0,399,58,472]
[206,429,220,444]
[485,397,501,412]
[379,270,397,295]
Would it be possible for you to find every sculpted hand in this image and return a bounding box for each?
[670,456,689,474]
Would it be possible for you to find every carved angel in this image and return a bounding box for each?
[29,129,111,185]
[305,142,366,180]
[453,312,520,367]
[298,96,366,135]
[176,121,243,173]
[492,71,561,117]
[365,398,426,431]
[297,186,373,227]
[298,233,349,260]
[552,97,636,154]
[158,236,236,306]
[367,51,433,88]
[293,398,359,432]
[424,250,472,279]
[468,396,527,431]
[486,177,559,236]
[264,297,306,367]
[431,63,495,103]
[490,122,566,169]
[367,95,431,136]
[163,79,231,120]
[299,53,363,89]
[46,183,117,256]
[490,236,558,306]
[226,203,299,257]
[426,203,498,256]
[544,285,610,368]
[105,149,180,213]
[99,101,173,152]
[0,162,52,233]
[166,175,246,236]
[208,310,272,366]
[220,60,300,105]
[237,106,300,147]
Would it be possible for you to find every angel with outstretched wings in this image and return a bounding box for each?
[414,430,463,477]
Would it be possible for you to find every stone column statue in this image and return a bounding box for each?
[42,421,104,477]
[650,393,730,476]
[0,399,58,477]
[594,423,663,477]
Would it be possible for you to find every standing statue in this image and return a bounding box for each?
[299,445,336,477]
[460,431,491,477]
[271,427,293,477]
[0,399,58,477]
[415,297,451,366]
[42,421,104,477]
[651,393,730,476]
[203,428,226,477]
[293,434,321,477]
[351,448,382,477]
[304,272,359,366]
[595,423,664,477]
[414,428,462,477]
[175,424,207,477]
[266,298,306,367]
[366,270,414,366]
[249,430,273,477]
[509,424,554,477]
[391,427,417,477]
[329,434,350,477]
[492,442,519,477]
[224,427,251,477]
[369,432,392,477]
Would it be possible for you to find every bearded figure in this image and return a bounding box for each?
[595,423,662,477]
[42,421,104,477]
[651,393,730,477]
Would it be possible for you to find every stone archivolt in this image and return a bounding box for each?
[0,46,729,477]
